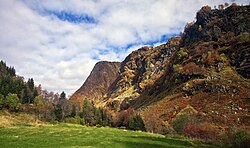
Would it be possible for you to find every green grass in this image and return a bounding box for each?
[0,123,215,148]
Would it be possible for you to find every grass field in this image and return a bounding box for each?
[0,123,215,148]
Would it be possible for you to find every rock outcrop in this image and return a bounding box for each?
[71,61,120,106]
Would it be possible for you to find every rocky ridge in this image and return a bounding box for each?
[71,61,120,106]
[72,4,250,136]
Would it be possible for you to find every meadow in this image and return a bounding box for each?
[0,123,215,148]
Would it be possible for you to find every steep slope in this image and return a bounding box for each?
[105,37,180,110]
[138,5,250,135]
[71,61,120,106]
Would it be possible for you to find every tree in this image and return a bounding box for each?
[0,94,5,109]
[5,93,20,111]
[128,114,146,131]
[27,78,34,91]
[82,99,95,125]
[54,103,63,121]
[60,91,66,100]
[34,95,46,119]
[34,95,54,121]
[33,88,39,100]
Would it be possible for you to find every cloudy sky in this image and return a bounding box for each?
[0,0,248,96]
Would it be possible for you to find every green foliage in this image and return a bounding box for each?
[237,32,249,43]
[34,95,46,118]
[0,60,15,76]
[128,114,146,131]
[177,48,188,60]
[222,129,250,148]
[64,116,81,124]
[34,95,54,121]
[80,99,110,126]
[0,61,38,105]
[5,93,20,111]
[232,129,250,148]
[54,104,63,121]
[173,64,180,73]
[218,53,228,63]
[171,113,192,134]
[0,94,5,109]
[27,78,34,91]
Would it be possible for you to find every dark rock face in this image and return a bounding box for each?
[106,37,180,110]
[71,61,120,103]
[139,5,250,134]
[182,5,250,47]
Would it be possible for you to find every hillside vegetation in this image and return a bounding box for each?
[0,110,43,126]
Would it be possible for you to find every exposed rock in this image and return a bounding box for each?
[70,61,120,106]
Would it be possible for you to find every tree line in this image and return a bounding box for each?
[0,60,145,131]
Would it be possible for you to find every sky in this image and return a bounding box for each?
[0,0,248,96]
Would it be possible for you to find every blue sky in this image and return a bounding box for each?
[0,0,248,96]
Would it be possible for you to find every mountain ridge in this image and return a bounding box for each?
[71,4,250,136]
[71,61,120,107]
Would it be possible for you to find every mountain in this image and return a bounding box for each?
[105,37,181,110]
[72,4,250,137]
[71,61,120,106]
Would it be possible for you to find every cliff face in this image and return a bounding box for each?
[106,37,180,110]
[182,5,250,78]
[71,61,120,105]
[139,5,250,134]
[73,4,250,136]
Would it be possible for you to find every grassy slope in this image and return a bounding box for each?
[0,123,215,148]
[0,110,44,126]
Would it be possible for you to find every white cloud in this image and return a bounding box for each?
[0,0,248,96]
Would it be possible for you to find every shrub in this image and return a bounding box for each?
[64,116,81,124]
[0,94,4,109]
[128,114,146,131]
[225,129,250,148]
[5,93,20,111]
[218,53,228,63]
[184,122,218,140]
[177,48,188,60]
[171,113,198,135]
[172,113,192,134]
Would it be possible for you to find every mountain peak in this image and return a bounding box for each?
[70,61,121,106]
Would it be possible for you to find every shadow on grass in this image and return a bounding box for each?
[114,135,196,148]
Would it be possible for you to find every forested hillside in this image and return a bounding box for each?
[0,61,38,110]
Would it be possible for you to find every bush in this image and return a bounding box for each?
[172,113,191,134]
[177,48,188,60]
[5,93,20,111]
[0,94,4,109]
[184,122,218,140]
[128,114,146,131]
[64,116,81,124]
[171,113,197,134]
[226,129,250,148]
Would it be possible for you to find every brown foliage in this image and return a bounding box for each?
[116,108,135,127]
[184,122,219,140]
[181,62,207,75]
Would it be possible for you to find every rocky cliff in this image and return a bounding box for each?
[138,4,250,134]
[105,37,180,110]
[71,61,120,106]
[72,4,250,136]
